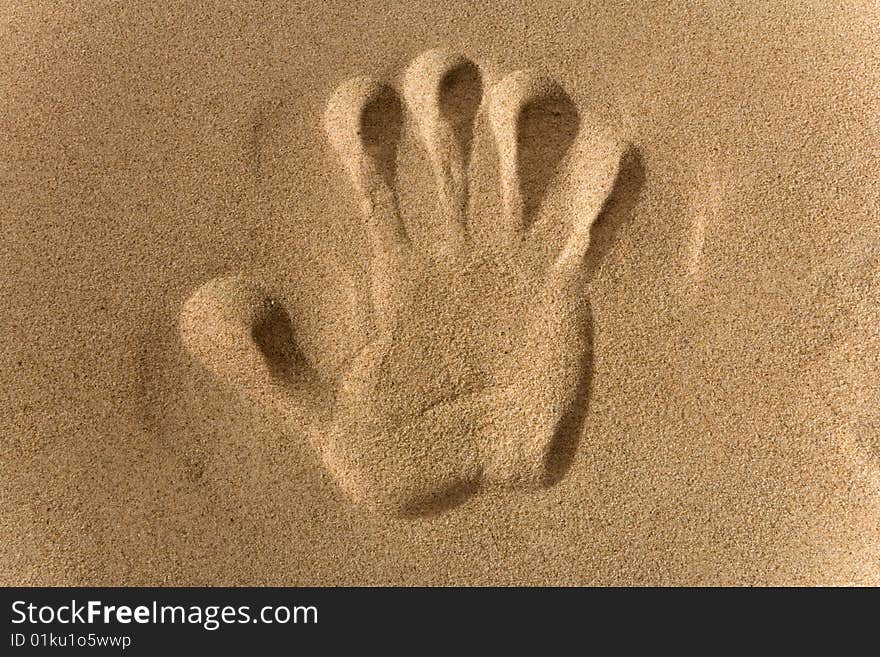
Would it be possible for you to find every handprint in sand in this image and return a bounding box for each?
[180,50,635,516]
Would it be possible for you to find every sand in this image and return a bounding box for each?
[1,1,878,585]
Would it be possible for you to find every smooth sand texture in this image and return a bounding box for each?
[2,1,878,584]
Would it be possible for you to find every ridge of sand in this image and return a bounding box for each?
[180,50,627,516]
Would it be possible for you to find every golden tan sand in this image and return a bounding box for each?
[1,1,878,584]
[182,52,625,514]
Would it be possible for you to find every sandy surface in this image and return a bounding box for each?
[1,0,878,585]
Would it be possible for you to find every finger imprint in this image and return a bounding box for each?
[325,76,409,250]
[403,49,483,234]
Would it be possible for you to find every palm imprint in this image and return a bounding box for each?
[180,50,629,516]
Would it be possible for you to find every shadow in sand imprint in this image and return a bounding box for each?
[439,59,483,164]
[518,89,581,226]
[397,476,483,519]
[250,298,317,388]
[543,145,646,486]
[359,85,404,189]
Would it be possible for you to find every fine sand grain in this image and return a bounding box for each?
[1,0,878,584]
